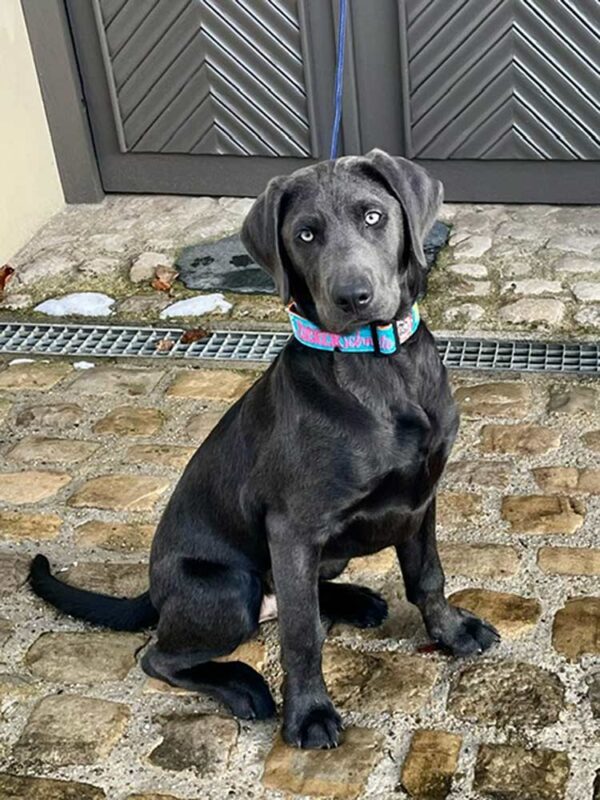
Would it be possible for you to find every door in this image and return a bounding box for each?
[65,0,342,195]
[66,0,600,201]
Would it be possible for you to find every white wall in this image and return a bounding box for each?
[0,0,64,264]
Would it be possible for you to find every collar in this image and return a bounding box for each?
[287,302,420,356]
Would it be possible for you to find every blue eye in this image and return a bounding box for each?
[298,229,315,243]
[364,210,381,226]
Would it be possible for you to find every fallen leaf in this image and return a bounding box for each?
[181,327,210,344]
[152,265,179,292]
[0,264,15,297]
[155,338,174,352]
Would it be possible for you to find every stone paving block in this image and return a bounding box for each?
[400,729,462,800]
[0,553,29,594]
[532,467,579,492]
[127,795,183,800]
[448,661,564,727]
[15,402,84,429]
[93,406,164,436]
[481,424,561,455]
[473,744,570,800]
[148,713,238,774]
[15,694,130,765]
[74,519,155,552]
[439,543,520,578]
[0,773,106,799]
[444,459,511,488]
[552,597,600,660]
[345,546,397,577]
[0,672,39,703]
[0,397,11,423]
[538,547,600,576]
[449,588,541,638]
[0,618,13,646]
[185,409,227,440]
[262,727,383,799]
[0,511,62,541]
[501,495,585,535]
[25,631,147,682]
[64,562,148,596]
[437,492,481,529]
[0,470,72,504]
[577,468,600,493]
[498,298,566,325]
[589,673,600,718]
[454,382,531,417]
[68,474,170,511]
[124,443,195,469]
[322,644,438,713]
[167,369,254,401]
[68,367,163,396]
[6,436,100,464]
[547,385,597,413]
[0,362,71,392]
[583,429,600,451]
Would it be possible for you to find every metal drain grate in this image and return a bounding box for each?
[0,321,598,374]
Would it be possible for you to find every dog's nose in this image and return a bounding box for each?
[334,286,373,313]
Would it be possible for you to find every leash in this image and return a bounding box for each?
[329,0,348,159]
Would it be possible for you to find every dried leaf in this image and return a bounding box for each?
[155,338,174,352]
[181,327,210,344]
[0,264,15,297]
[151,277,171,292]
[152,264,179,292]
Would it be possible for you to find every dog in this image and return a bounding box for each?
[30,149,499,750]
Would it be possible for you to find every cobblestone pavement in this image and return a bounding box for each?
[0,357,598,799]
[2,197,599,338]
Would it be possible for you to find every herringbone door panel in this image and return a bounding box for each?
[404,0,600,159]
[95,0,311,156]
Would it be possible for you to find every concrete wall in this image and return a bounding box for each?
[0,0,64,264]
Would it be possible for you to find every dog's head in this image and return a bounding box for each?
[241,149,443,334]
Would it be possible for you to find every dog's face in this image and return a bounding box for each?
[242,150,443,334]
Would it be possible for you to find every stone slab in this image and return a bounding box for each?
[15,694,130,766]
[25,631,147,682]
[68,474,170,511]
[263,727,383,799]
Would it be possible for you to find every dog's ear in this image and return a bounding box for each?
[364,149,443,273]
[241,176,290,303]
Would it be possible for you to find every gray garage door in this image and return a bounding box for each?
[66,0,600,202]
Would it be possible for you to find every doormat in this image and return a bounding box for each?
[176,222,450,294]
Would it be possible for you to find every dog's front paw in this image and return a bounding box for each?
[431,606,500,657]
[283,702,343,749]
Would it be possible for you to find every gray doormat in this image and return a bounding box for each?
[177,222,450,294]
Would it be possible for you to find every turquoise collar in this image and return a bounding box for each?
[287,303,420,355]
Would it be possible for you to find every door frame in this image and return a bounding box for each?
[21,0,104,203]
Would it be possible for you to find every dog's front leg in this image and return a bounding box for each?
[396,497,500,656]
[268,514,342,749]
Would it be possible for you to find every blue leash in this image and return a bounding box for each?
[329,0,348,159]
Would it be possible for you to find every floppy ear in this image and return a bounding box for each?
[364,149,444,273]
[240,176,290,303]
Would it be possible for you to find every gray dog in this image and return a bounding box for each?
[30,149,499,749]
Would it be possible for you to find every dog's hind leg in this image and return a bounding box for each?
[141,559,275,720]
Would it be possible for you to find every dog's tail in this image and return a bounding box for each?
[29,555,159,632]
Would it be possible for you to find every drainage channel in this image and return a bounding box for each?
[0,321,598,374]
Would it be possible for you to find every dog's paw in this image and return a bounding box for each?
[283,703,343,749]
[321,583,388,629]
[433,606,500,657]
